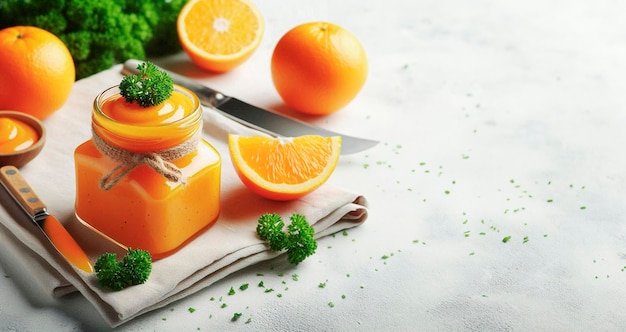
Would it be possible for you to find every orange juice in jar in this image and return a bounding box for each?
[74,84,220,259]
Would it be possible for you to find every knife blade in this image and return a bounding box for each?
[0,166,93,273]
[122,59,378,155]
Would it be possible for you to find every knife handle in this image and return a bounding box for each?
[0,166,94,273]
[0,165,46,217]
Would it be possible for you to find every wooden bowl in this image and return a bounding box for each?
[0,111,46,168]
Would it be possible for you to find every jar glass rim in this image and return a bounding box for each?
[93,84,202,128]
[92,84,202,152]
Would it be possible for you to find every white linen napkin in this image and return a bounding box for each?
[0,65,368,327]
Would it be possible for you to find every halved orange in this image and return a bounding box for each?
[177,0,264,72]
[228,134,342,201]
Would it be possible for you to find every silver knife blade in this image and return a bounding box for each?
[122,59,378,155]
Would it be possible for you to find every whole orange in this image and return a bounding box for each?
[0,26,75,120]
[271,22,368,115]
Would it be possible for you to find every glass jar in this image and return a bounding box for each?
[74,85,220,259]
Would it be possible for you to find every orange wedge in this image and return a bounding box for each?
[177,0,264,72]
[228,134,342,201]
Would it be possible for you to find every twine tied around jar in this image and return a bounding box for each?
[92,127,200,190]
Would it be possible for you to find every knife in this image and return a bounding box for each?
[0,166,93,273]
[122,59,378,155]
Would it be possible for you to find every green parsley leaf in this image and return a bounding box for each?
[120,62,173,107]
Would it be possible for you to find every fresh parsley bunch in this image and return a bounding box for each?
[94,248,152,291]
[0,0,186,79]
[119,62,173,107]
[257,213,318,265]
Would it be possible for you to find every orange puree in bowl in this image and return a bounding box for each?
[74,85,221,259]
[0,117,39,152]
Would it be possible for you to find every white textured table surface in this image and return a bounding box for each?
[2,0,626,330]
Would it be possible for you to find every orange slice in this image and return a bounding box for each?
[228,134,342,201]
[177,0,264,72]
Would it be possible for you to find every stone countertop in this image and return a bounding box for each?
[1,0,626,330]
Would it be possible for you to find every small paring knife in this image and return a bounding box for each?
[122,59,379,155]
[0,166,93,273]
